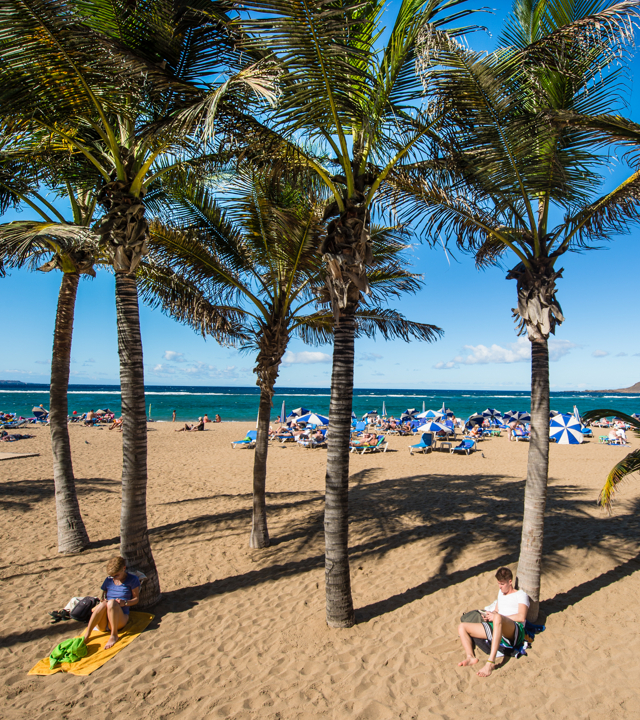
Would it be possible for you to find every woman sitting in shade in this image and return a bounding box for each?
[83,556,140,650]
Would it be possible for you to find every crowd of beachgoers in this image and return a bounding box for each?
[222,405,639,453]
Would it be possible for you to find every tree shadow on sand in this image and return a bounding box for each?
[150,470,640,623]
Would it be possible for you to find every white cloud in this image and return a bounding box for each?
[34,360,50,365]
[548,339,578,361]
[616,352,628,357]
[163,351,186,363]
[592,350,609,358]
[83,358,96,366]
[282,351,331,366]
[360,352,383,362]
[434,337,576,369]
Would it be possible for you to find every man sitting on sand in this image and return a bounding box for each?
[83,556,140,650]
[176,417,205,432]
[457,567,529,678]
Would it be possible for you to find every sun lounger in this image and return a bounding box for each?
[351,435,388,454]
[410,432,434,455]
[513,427,530,441]
[450,438,477,455]
[231,430,257,448]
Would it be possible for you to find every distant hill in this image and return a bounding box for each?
[0,380,26,386]
[592,382,640,394]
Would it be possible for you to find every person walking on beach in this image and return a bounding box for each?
[172,410,176,422]
[457,567,529,677]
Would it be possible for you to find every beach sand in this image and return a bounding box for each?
[1,421,639,719]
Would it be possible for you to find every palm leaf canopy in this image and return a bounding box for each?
[238,0,484,209]
[145,172,441,355]
[0,0,278,194]
[407,0,640,266]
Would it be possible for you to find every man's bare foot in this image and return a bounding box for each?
[477,662,494,677]
[105,635,118,650]
[458,656,479,667]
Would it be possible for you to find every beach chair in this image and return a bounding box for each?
[409,432,434,455]
[353,435,387,454]
[450,437,477,455]
[513,427,530,442]
[353,421,366,434]
[231,430,257,449]
[581,427,593,438]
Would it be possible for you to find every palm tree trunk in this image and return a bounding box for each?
[250,387,272,548]
[325,312,356,628]
[517,335,550,621]
[115,272,160,607]
[50,272,90,553]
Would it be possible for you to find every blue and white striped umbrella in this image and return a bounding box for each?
[482,408,502,419]
[288,407,311,419]
[296,412,329,426]
[382,401,387,417]
[549,413,584,444]
[504,410,531,422]
[416,408,442,419]
[573,405,581,422]
[279,400,286,423]
[416,421,450,433]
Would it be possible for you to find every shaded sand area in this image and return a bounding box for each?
[2,422,640,719]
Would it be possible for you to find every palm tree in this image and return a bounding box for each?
[239,0,479,626]
[412,0,640,618]
[582,410,640,511]
[0,162,98,553]
[143,173,441,549]
[0,0,277,604]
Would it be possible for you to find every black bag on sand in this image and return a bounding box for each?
[70,597,99,623]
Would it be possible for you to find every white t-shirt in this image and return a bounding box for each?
[484,589,530,617]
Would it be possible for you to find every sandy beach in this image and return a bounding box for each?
[1,421,639,719]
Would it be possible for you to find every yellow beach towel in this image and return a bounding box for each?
[28,611,154,676]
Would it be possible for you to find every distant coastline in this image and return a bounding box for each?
[590,381,640,394]
[0,380,26,386]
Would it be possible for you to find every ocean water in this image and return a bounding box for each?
[1,384,638,422]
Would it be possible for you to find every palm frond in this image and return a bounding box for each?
[598,449,640,512]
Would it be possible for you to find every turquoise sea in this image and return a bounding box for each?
[1,384,638,422]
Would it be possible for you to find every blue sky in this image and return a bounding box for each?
[2,1,639,391]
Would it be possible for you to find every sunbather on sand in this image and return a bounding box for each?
[109,417,123,431]
[83,556,140,650]
[0,430,33,442]
[176,418,205,432]
[457,567,529,678]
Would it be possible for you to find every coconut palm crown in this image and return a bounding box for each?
[412,0,640,618]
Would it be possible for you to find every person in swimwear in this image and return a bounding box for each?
[82,556,140,650]
[457,567,529,677]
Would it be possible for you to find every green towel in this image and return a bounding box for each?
[49,636,88,669]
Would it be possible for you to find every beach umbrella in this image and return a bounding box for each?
[550,410,560,418]
[279,401,286,423]
[416,408,442,419]
[573,405,581,422]
[422,400,426,413]
[466,413,485,426]
[440,402,455,418]
[504,410,530,422]
[362,410,379,419]
[482,408,502,419]
[401,408,418,421]
[549,413,584,444]
[296,412,329,426]
[288,407,310,419]
[416,421,449,433]
[382,401,387,417]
